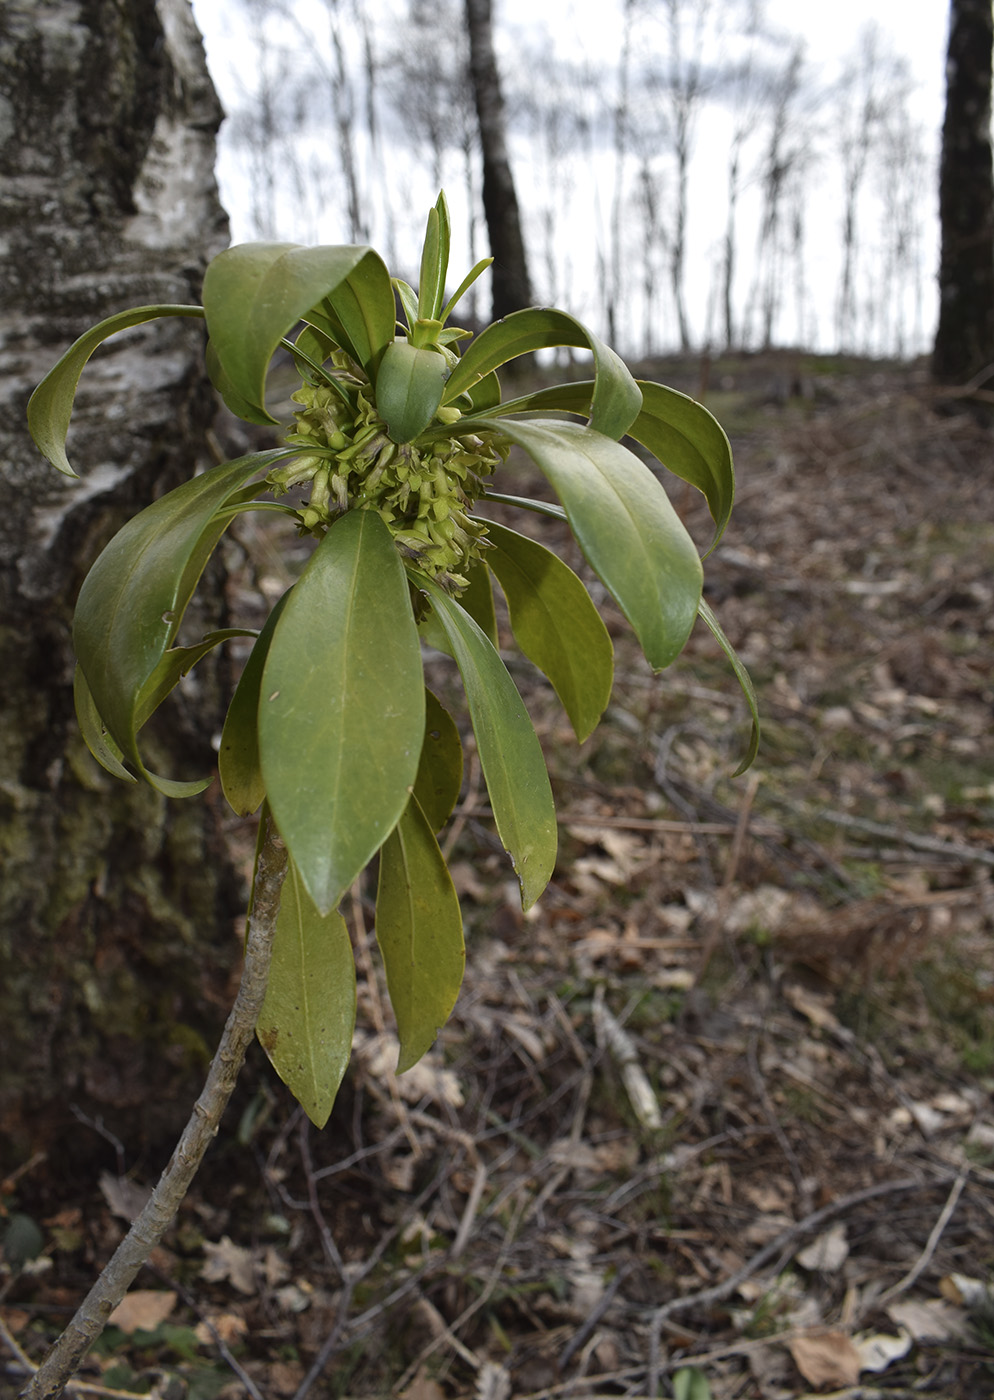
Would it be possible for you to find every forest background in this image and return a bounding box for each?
[192,0,947,361]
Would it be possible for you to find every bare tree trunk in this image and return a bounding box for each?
[933,0,994,385]
[464,0,533,320]
[0,0,238,1175]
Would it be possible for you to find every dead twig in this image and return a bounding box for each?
[592,986,662,1131]
[875,1166,970,1308]
[559,1264,631,1369]
[818,810,994,868]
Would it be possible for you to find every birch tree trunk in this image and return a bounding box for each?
[0,0,239,1175]
[933,0,994,385]
[464,0,532,321]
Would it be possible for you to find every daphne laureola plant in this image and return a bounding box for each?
[23,190,756,1394]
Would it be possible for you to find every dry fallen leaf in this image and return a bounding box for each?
[888,1297,972,1343]
[788,1330,861,1388]
[194,1312,249,1346]
[797,1223,849,1272]
[940,1272,994,1309]
[400,1366,447,1400]
[201,1235,257,1294]
[108,1289,176,1335]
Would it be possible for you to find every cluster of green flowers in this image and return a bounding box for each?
[268,354,509,593]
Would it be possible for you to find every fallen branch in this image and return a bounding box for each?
[818,810,994,868]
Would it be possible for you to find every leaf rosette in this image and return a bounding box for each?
[27,192,755,1126]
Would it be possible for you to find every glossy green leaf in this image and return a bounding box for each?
[456,558,498,647]
[257,854,356,1128]
[419,578,557,909]
[136,629,254,731]
[259,510,424,915]
[27,304,204,477]
[74,665,212,798]
[73,667,134,783]
[443,308,641,441]
[202,243,393,422]
[219,593,291,817]
[485,521,613,743]
[413,690,463,830]
[393,277,420,333]
[73,451,288,787]
[417,196,449,322]
[440,256,494,327]
[376,795,465,1073]
[477,417,703,670]
[376,340,450,443]
[697,598,760,774]
[465,369,502,413]
[489,379,735,551]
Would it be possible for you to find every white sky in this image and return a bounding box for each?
[191,0,951,354]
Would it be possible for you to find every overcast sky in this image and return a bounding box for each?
[191,0,952,354]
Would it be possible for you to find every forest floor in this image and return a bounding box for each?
[3,354,994,1400]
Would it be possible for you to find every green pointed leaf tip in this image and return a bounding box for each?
[259,510,424,916]
[485,521,613,743]
[27,304,205,476]
[257,856,356,1128]
[376,796,465,1073]
[697,598,760,774]
[476,417,703,670]
[419,578,557,910]
[444,307,642,441]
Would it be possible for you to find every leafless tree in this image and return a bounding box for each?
[744,39,808,348]
[933,0,994,385]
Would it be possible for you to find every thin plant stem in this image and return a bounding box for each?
[19,814,289,1400]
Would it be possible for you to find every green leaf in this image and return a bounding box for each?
[485,521,613,743]
[444,308,642,440]
[135,629,255,731]
[673,1367,712,1400]
[440,256,494,327]
[697,598,760,774]
[202,243,393,423]
[418,578,557,910]
[476,417,702,670]
[376,795,465,1073]
[376,340,450,444]
[27,304,205,477]
[259,510,424,915]
[488,379,735,551]
[393,278,420,333]
[413,690,463,830]
[633,382,735,553]
[73,667,135,784]
[73,450,288,789]
[417,195,450,322]
[456,558,498,648]
[219,593,291,817]
[257,853,356,1129]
